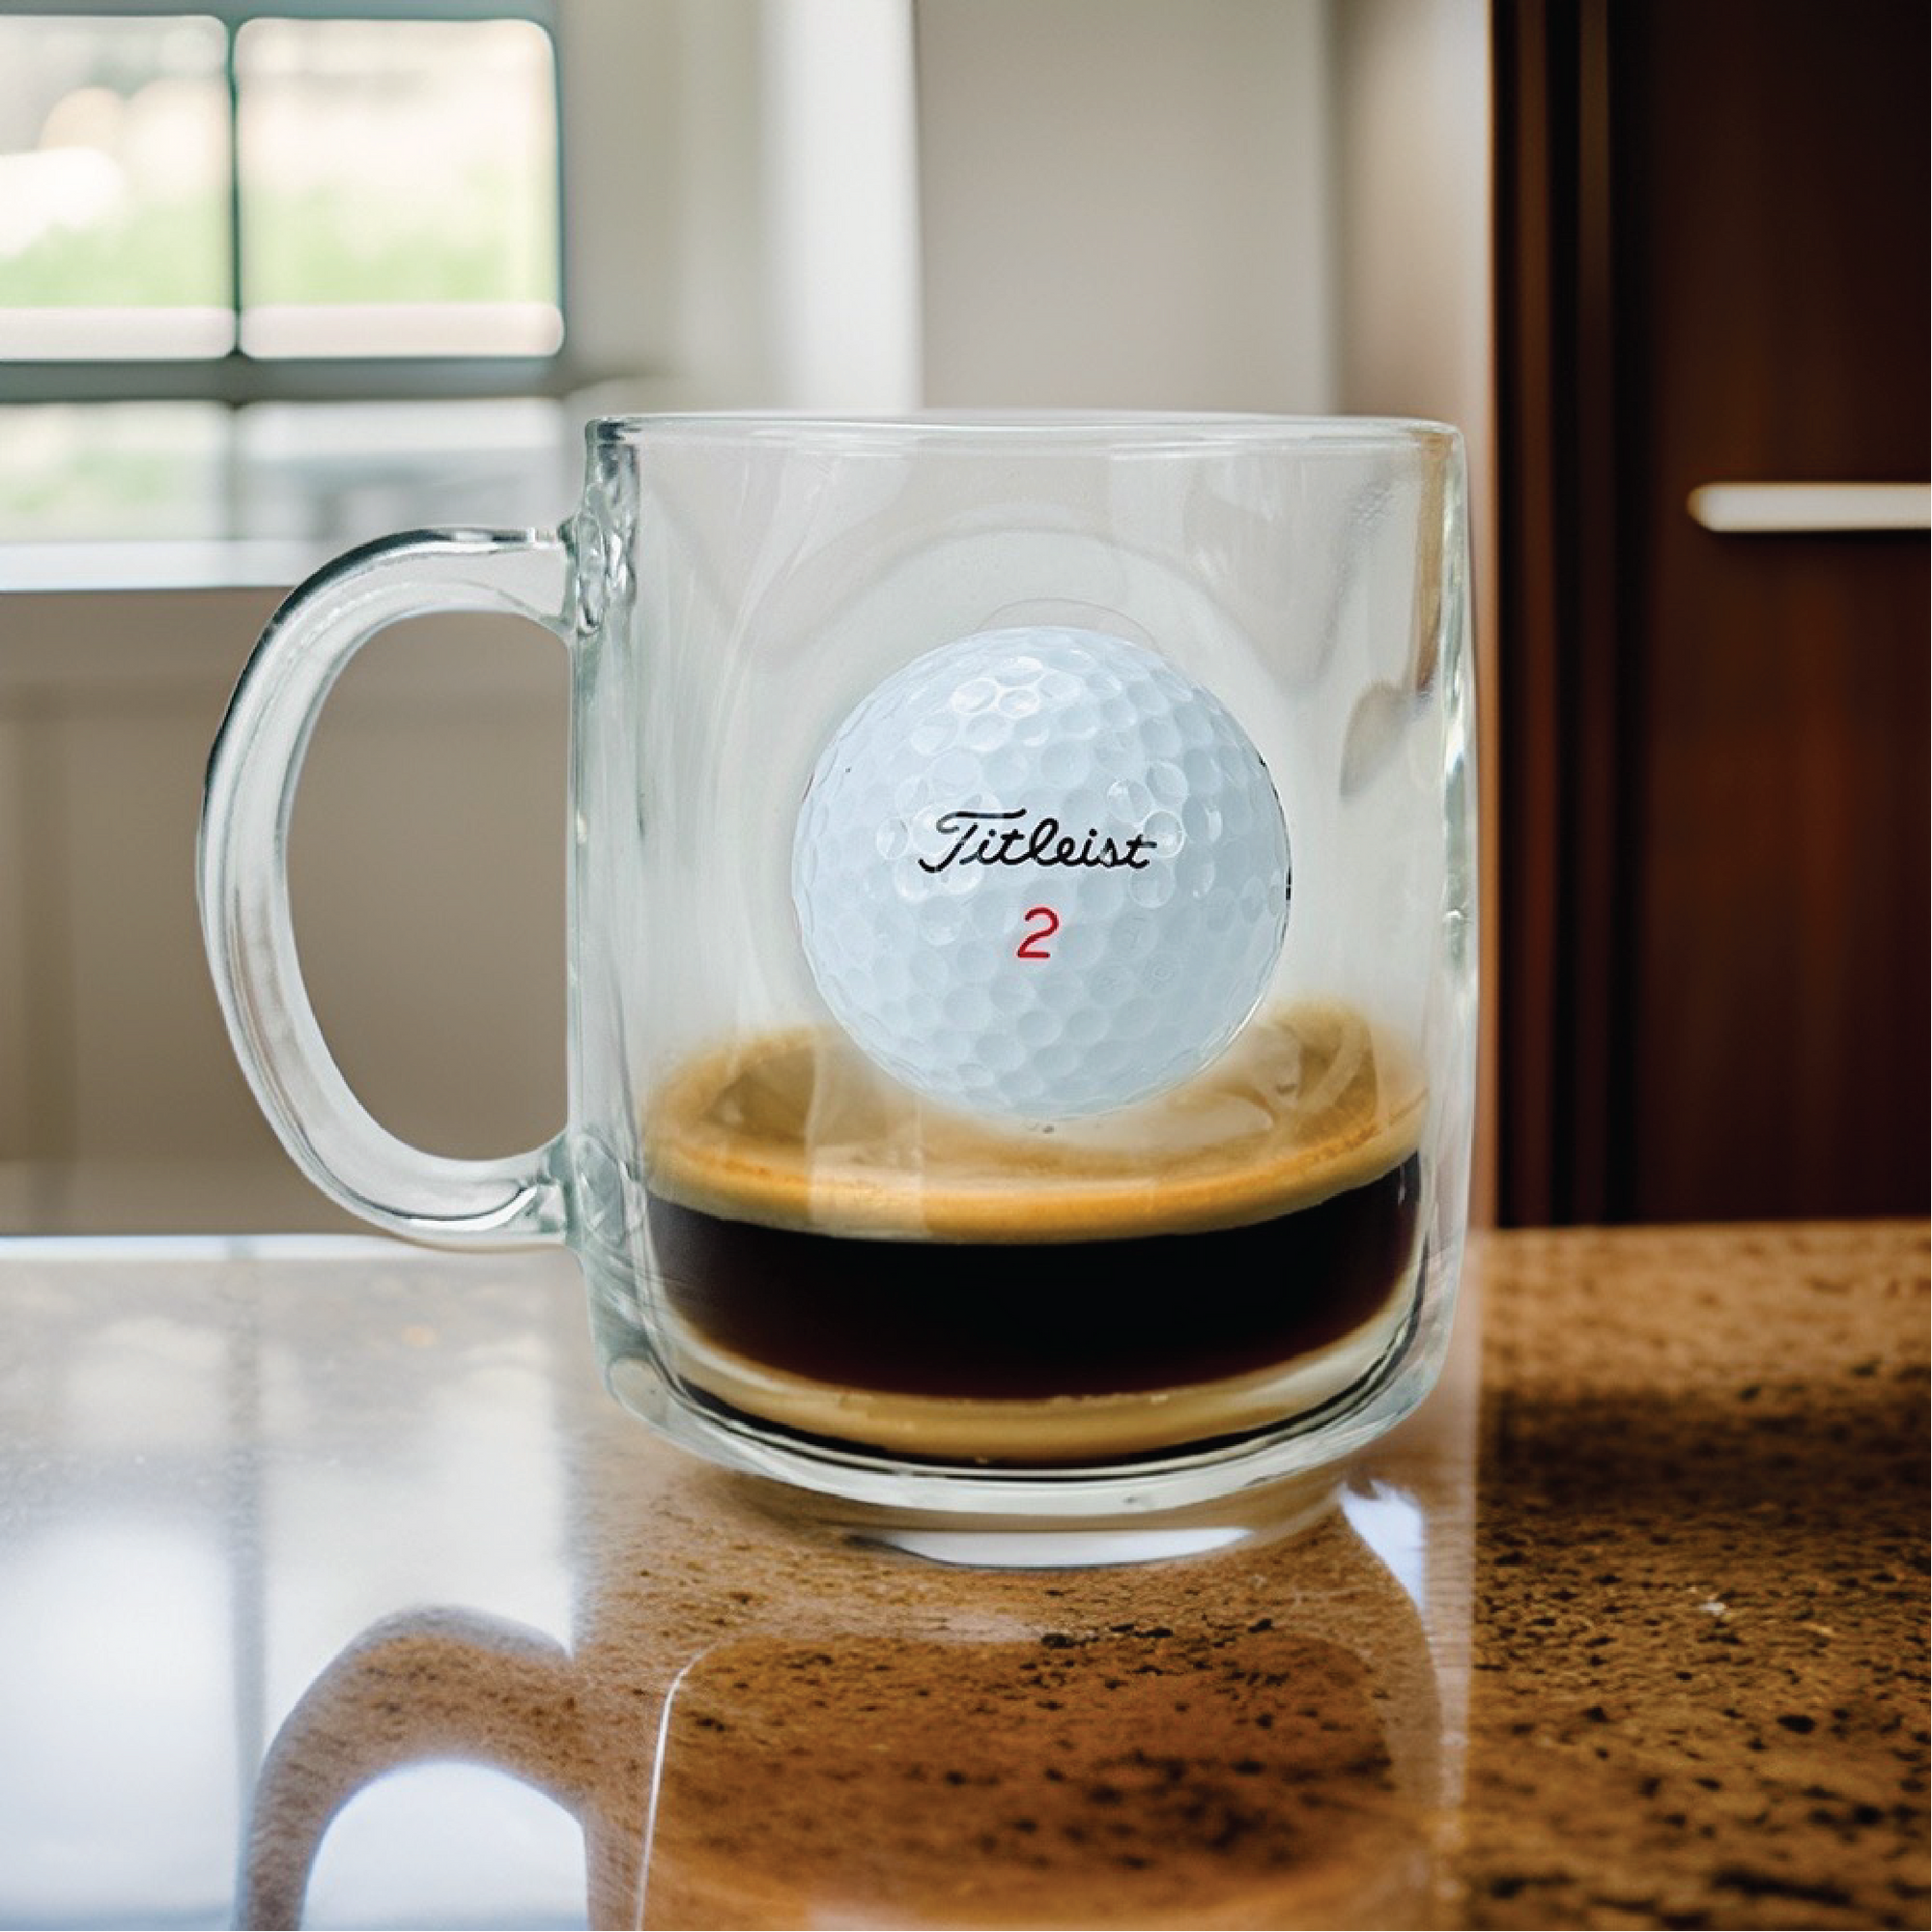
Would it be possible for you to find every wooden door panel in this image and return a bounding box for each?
[1634,536,1927,1218]
[1624,0,1927,1220]
[1495,0,1928,1223]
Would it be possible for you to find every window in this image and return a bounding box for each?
[0,2,563,400]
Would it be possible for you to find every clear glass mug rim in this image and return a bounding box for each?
[586,409,1462,456]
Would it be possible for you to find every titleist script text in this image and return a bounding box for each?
[918,807,1159,876]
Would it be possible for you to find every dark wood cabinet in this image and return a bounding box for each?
[1494,0,1928,1223]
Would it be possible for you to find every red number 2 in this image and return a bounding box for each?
[1017,905,1060,960]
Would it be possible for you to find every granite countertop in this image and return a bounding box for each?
[0,1222,1922,1929]
[1463,1226,1928,1929]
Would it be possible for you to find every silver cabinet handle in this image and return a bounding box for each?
[1688,481,1931,533]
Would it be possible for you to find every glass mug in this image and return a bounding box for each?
[200,413,1477,1526]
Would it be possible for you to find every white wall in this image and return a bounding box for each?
[564,0,1338,414]
[915,0,1336,411]
[763,0,923,408]
[553,0,774,411]
[1330,0,1497,1219]
[553,0,684,391]
[558,0,923,413]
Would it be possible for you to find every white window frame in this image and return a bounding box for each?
[0,0,570,403]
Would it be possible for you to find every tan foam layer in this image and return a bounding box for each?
[645,1000,1427,1243]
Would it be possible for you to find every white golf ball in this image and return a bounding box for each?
[791,627,1291,1120]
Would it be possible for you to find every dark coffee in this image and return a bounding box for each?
[643,1003,1426,1463]
[650,1157,1418,1401]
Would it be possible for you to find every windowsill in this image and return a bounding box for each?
[0,396,580,594]
[0,537,332,594]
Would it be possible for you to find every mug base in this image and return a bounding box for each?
[835,1482,1343,1569]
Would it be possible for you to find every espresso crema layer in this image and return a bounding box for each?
[643,1002,1428,1463]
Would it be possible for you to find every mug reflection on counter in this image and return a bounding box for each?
[241,1442,1446,1930]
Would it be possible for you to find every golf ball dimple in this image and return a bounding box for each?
[791,627,1292,1120]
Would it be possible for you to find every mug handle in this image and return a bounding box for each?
[199,527,573,1242]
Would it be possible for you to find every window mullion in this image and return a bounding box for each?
[224,20,245,359]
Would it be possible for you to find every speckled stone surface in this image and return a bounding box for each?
[1460,1222,1929,1930]
[0,1223,1922,1929]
